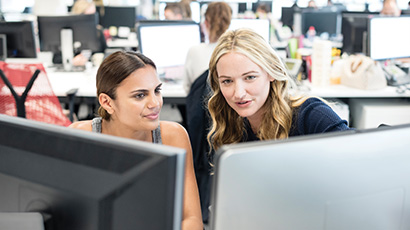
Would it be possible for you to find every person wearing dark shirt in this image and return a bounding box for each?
[207,28,351,152]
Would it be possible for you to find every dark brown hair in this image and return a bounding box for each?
[96,51,156,120]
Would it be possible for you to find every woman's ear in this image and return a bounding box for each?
[99,93,114,114]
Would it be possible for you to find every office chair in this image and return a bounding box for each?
[185,69,212,223]
[0,61,72,126]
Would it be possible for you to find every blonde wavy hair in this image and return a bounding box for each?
[205,2,232,43]
[207,28,307,151]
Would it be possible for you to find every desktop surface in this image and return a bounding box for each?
[210,124,410,230]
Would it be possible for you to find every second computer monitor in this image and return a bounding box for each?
[229,18,270,43]
[368,15,410,60]
[37,13,103,55]
[0,21,37,58]
[97,6,136,29]
[341,11,378,54]
[137,21,201,74]
[301,9,342,36]
[210,124,410,230]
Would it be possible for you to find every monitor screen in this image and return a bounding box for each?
[97,6,136,29]
[368,16,410,60]
[0,21,37,58]
[229,19,270,43]
[137,21,201,69]
[341,12,377,54]
[281,7,295,29]
[37,14,103,55]
[301,9,342,36]
[210,124,410,230]
[0,114,185,230]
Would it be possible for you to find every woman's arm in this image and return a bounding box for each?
[161,121,203,230]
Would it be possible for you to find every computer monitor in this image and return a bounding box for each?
[0,21,37,58]
[229,18,270,43]
[368,15,410,60]
[341,11,377,54]
[401,9,410,15]
[301,9,342,36]
[210,124,410,230]
[97,6,136,29]
[37,14,103,55]
[0,114,185,230]
[137,21,201,75]
[281,7,295,29]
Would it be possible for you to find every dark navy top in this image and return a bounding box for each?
[243,97,351,142]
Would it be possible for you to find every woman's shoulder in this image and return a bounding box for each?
[68,120,93,131]
[159,121,190,145]
[159,120,187,135]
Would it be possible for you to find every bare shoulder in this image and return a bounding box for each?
[160,121,190,147]
[68,120,93,132]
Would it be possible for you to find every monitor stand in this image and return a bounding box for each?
[60,28,73,72]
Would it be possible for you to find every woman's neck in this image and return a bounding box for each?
[101,119,152,142]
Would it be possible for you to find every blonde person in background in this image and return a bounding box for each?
[207,28,351,153]
[183,2,232,93]
[69,51,203,230]
[70,0,107,66]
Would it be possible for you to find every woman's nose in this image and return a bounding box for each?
[233,82,246,100]
[147,95,161,108]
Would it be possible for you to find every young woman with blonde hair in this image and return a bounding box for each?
[207,28,351,151]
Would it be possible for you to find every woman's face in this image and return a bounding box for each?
[216,51,273,121]
[110,65,163,131]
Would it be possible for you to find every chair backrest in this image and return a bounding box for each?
[185,69,212,222]
[0,61,71,126]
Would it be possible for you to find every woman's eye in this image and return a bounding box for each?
[155,87,162,94]
[135,93,146,99]
[246,75,256,80]
[221,79,232,84]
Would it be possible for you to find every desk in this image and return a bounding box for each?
[301,83,410,98]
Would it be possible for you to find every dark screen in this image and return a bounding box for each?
[97,6,136,29]
[281,7,295,29]
[341,12,377,54]
[37,14,102,55]
[0,21,37,58]
[301,9,341,35]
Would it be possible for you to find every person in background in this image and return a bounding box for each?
[308,0,318,8]
[408,0,410,9]
[70,0,107,66]
[207,28,351,153]
[180,0,193,19]
[183,1,232,93]
[255,3,270,19]
[69,51,203,230]
[380,0,401,16]
[164,2,184,20]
